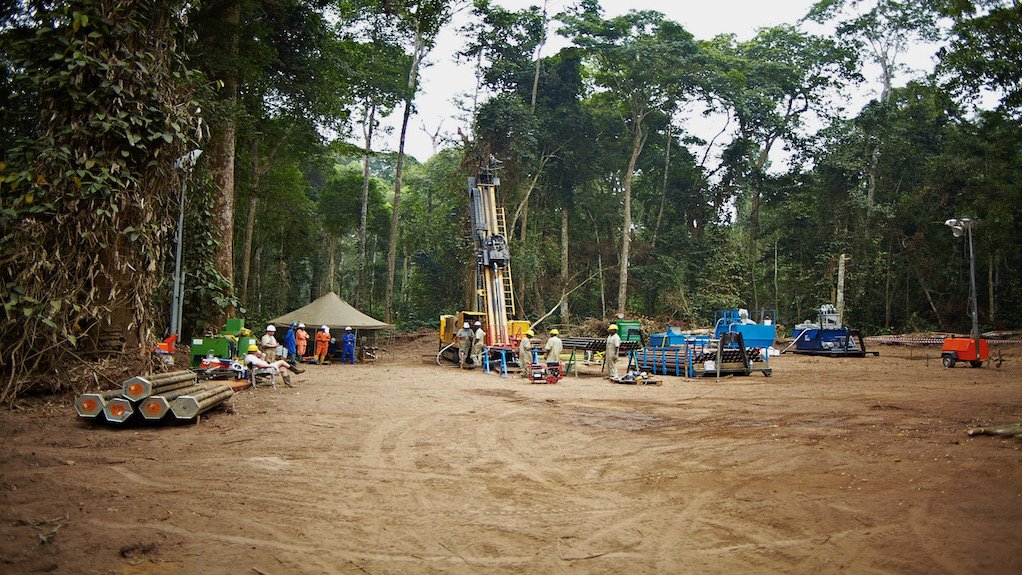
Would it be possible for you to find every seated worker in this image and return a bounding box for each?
[244,344,295,387]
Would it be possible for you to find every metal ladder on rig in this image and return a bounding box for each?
[495,207,517,319]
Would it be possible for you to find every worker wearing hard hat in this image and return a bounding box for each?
[604,324,622,379]
[314,325,331,364]
[518,329,535,378]
[341,326,356,364]
[543,328,563,363]
[471,321,486,368]
[260,324,279,361]
[456,321,473,368]
[244,343,295,387]
[295,323,309,359]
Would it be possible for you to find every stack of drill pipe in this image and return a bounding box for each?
[170,384,234,420]
[139,383,210,421]
[75,389,123,419]
[635,348,689,376]
[121,370,198,402]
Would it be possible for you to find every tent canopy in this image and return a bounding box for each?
[269,292,393,331]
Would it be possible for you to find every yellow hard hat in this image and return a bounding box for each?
[526,329,535,337]
[247,344,258,352]
[550,329,559,335]
[609,324,618,331]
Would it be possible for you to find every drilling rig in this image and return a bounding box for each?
[439,155,530,364]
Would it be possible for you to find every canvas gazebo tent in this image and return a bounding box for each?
[270,291,392,332]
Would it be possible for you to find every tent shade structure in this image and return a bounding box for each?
[269,292,393,331]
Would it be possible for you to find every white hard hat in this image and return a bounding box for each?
[322,325,329,331]
[298,323,305,328]
[474,321,481,326]
[345,326,351,331]
[463,322,469,329]
[265,324,276,332]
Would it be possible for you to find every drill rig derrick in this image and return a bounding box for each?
[439,155,529,364]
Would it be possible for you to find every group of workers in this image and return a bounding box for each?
[455,321,624,380]
[254,323,359,367]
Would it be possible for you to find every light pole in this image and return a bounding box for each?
[170,149,202,341]
[944,217,980,353]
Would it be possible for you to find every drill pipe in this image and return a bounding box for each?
[170,386,234,420]
[74,389,122,419]
[103,397,136,423]
[138,384,209,420]
[122,373,197,401]
[138,369,194,382]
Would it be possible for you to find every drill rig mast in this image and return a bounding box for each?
[439,155,529,361]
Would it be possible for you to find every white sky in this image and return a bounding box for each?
[368,0,940,163]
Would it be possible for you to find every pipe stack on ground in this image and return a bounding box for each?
[139,384,209,421]
[74,370,232,425]
[170,385,234,419]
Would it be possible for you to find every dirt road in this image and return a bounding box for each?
[1,338,1020,574]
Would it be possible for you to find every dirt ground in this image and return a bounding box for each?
[1,336,1020,575]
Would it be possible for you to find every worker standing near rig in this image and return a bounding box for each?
[456,322,473,368]
[544,329,563,363]
[604,324,621,379]
[471,321,486,367]
[518,329,535,378]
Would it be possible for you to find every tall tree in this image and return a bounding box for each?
[381,0,458,324]
[561,4,699,314]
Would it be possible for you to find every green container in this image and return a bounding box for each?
[190,336,231,367]
[615,320,642,342]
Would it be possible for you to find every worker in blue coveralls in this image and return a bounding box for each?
[341,326,356,364]
[283,322,298,363]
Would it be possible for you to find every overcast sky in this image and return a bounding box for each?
[368,0,938,163]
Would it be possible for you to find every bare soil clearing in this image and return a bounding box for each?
[1,337,1020,574]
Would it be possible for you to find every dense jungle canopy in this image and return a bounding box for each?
[1,0,1020,399]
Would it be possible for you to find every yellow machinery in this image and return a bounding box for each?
[439,157,531,362]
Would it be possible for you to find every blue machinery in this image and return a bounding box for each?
[636,310,776,377]
[789,305,879,358]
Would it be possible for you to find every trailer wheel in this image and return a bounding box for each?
[969,360,983,368]
[941,354,956,369]
[763,369,772,377]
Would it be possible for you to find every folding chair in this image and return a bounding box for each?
[246,361,278,389]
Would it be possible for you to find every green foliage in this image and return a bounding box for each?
[0,0,203,396]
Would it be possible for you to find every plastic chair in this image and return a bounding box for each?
[246,361,278,389]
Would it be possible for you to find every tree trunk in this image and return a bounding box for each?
[836,253,847,326]
[650,131,671,251]
[240,196,258,304]
[988,252,994,323]
[559,205,569,324]
[616,117,646,315]
[358,103,376,309]
[325,233,336,294]
[530,0,548,114]
[385,28,425,324]
[207,0,239,326]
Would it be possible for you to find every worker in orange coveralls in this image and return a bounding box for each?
[314,325,331,364]
[295,322,309,359]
